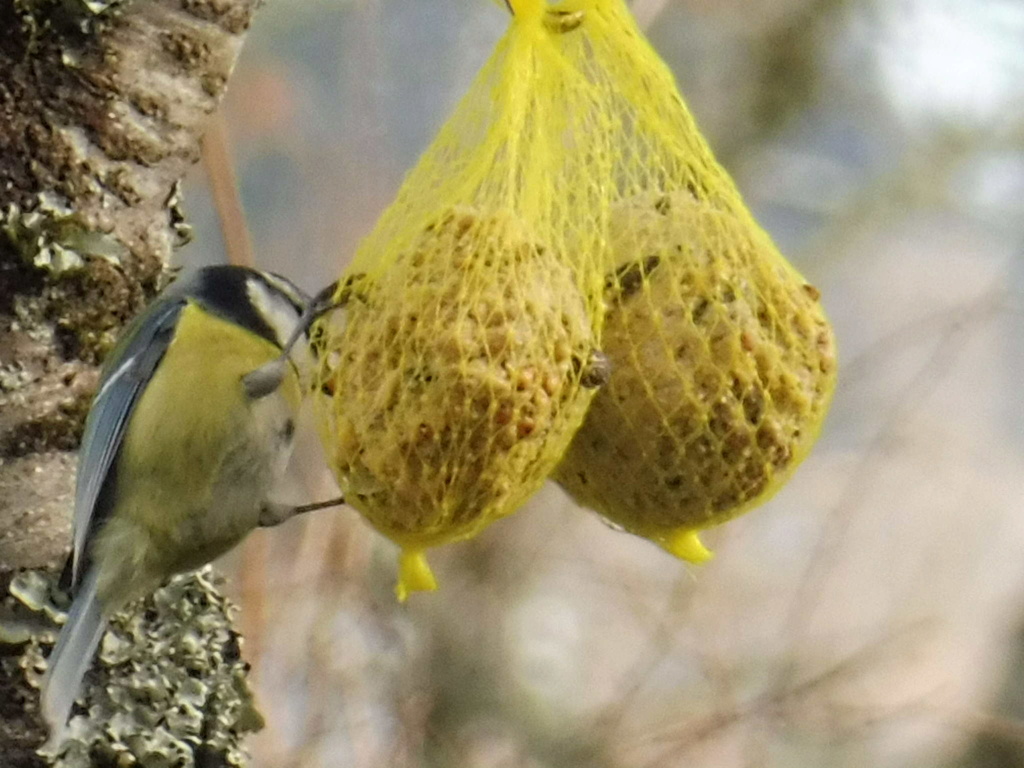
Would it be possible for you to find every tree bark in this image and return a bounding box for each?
[0,0,259,764]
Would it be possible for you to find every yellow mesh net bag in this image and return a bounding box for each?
[315,0,837,598]
[555,190,837,562]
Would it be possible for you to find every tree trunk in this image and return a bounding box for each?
[0,0,259,764]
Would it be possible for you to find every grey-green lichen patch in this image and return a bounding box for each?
[0,572,57,654]
[0,191,164,372]
[9,571,65,620]
[7,567,261,767]
[1,194,127,278]
[0,188,163,456]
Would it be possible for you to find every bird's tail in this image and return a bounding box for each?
[40,568,107,749]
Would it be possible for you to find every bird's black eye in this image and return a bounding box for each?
[282,418,295,440]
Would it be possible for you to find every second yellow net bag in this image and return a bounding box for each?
[538,1,837,561]
[316,0,837,598]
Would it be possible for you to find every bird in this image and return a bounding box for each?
[40,264,338,745]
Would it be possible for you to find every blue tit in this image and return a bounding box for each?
[40,264,330,744]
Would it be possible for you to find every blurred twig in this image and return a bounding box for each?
[839,292,1013,386]
[632,621,935,767]
[201,110,255,269]
[588,577,702,748]
[770,259,1015,702]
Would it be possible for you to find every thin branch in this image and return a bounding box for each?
[201,111,256,268]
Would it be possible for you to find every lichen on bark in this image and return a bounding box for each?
[0,0,261,763]
[2,567,262,768]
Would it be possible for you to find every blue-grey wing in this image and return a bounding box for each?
[70,298,186,590]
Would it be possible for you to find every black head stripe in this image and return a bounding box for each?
[171,266,308,349]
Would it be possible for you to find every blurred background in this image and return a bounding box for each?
[178,0,1024,765]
